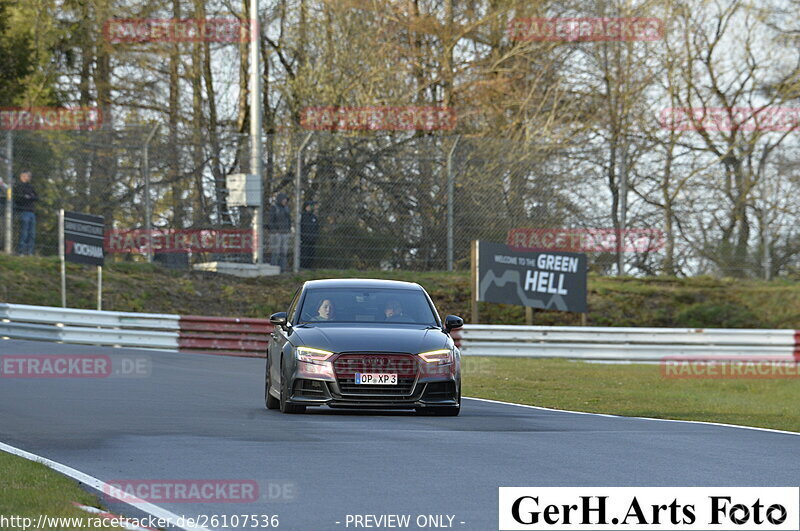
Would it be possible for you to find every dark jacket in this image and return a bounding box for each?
[301,210,319,242]
[14,181,38,212]
[267,193,291,233]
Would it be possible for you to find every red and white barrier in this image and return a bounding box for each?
[178,315,272,357]
[796,331,800,362]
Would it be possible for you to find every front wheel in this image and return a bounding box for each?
[265,357,279,410]
[279,359,306,414]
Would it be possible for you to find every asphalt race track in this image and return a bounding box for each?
[1,339,799,531]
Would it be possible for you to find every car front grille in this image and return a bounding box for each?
[333,353,417,396]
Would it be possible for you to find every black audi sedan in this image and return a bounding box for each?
[265,279,463,415]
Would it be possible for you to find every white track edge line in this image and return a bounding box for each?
[0,441,211,531]
[463,396,800,436]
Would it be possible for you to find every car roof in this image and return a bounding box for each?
[303,278,424,290]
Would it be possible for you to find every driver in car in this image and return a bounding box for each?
[310,298,335,321]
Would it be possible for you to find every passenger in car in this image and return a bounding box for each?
[383,299,404,321]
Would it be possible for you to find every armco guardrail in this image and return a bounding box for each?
[454,325,800,361]
[0,303,272,358]
[0,303,180,350]
[2,303,797,361]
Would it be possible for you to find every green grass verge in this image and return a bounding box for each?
[0,254,798,328]
[463,357,800,433]
[0,450,126,529]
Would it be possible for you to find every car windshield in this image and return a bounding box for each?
[297,287,439,326]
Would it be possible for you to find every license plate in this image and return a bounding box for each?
[355,373,397,385]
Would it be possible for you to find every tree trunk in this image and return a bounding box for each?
[169,0,184,227]
[191,0,206,226]
[91,0,115,224]
[662,150,675,276]
[202,11,224,225]
[75,1,93,211]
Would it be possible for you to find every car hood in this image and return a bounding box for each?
[288,324,450,354]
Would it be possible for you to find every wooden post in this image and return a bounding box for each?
[525,306,533,325]
[581,312,588,326]
[471,240,479,324]
[97,266,103,311]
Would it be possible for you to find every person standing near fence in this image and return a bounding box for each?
[300,200,319,269]
[0,176,6,220]
[267,192,291,272]
[0,177,7,250]
[14,171,38,256]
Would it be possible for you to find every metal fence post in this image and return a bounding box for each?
[59,209,66,307]
[447,135,460,271]
[617,137,628,276]
[250,0,264,265]
[4,130,12,254]
[294,132,312,273]
[143,124,160,263]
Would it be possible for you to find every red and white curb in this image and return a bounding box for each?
[71,503,158,531]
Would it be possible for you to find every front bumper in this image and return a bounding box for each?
[287,351,458,409]
[287,377,459,409]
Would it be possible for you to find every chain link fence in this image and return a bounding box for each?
[1,127,798,278]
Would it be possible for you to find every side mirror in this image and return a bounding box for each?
[444,315,463,332]
[270,312,289,329]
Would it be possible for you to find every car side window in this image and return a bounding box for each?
[286,288,302,323]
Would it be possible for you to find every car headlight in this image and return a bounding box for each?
[295,346,334,364]
[418,349,453,364]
